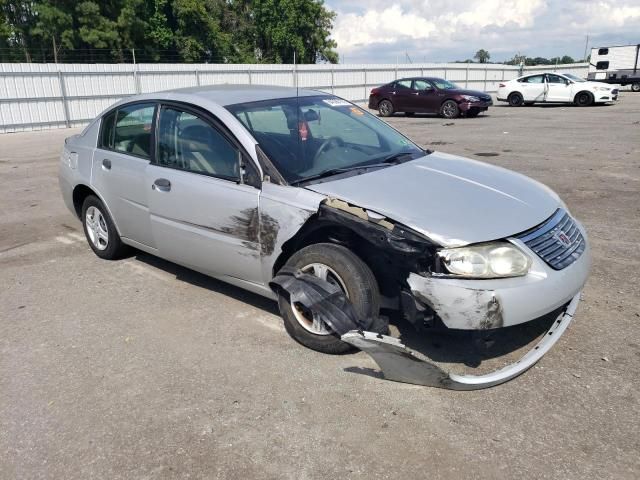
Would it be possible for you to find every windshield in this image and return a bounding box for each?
[563,73,586,82]
[226,95,424,184]
[431,78,460,90]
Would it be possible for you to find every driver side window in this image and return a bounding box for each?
[546,74,566,84]
[412,80,432,91]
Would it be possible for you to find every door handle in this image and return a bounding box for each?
[102,159,111,170]
[152,178,171,192]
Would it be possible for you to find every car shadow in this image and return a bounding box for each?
[128,251,561,370]
[132,251,280,316]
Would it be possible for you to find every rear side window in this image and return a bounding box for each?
[596,61,609,70]
[519,75,544,83]
[598,48,609,55]
[395,80,412,90]
[113,103,155,159]
[99,111,116,149]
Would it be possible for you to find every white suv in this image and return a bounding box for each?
[497,72,618,107]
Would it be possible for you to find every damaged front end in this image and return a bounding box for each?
[271,266,581,390]
[269,196,587,389]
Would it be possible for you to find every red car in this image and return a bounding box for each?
[368,77,493,119]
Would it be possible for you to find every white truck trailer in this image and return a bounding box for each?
[588,44,640,92]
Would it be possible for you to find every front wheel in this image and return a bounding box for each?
[440,100,459,119]
[81,195,129,260]
[277,243,381,354]
[378,99,394,117]
[575,91,594,106]
[631,82,640,92]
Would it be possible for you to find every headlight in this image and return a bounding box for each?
[461,95,480,102]
[438,242,531,278]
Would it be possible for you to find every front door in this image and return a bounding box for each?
[411,79,441,113]
[545,74,573,102]
[92,102,156,248]
[145,104,262,284]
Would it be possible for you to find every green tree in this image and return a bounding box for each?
[30,1,74,62]
[252,0,338,63]
[76,2,120,60]
[474,48,490,63]
[172,0,230,62]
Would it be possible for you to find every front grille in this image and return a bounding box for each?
[517,209,585,270]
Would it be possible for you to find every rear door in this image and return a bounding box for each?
[145,103,263,283]
[545,74,573,102]
[391,80,414,111]
[92,102,157,248]
[519,74,546,102]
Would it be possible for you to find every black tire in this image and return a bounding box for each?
[378,99,394,117]
[81,195,129,260]
[508,92,524,106]
[404,112,415,117]
[575,91,593,106]
[277,243,380,354]
[631,82,640,92]
[440,100,459,119]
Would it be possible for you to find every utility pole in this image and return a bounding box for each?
[583,34,589,62]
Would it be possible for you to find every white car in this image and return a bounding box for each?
[497,72,618,107]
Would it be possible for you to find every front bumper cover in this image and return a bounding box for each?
[342,292,580,390]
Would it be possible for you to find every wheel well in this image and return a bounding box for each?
[72,184,96,218]
[574,90,593,102]
[272,219,400,299]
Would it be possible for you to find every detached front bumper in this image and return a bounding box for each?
[342,292,581,390]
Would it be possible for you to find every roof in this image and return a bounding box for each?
[161,84,325,106]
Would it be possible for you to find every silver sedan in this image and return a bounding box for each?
[59,85,590,388]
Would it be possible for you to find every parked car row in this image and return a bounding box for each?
[369,72,619,118]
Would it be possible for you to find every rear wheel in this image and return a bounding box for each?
[440,100,459,119]
[631,82,640,92]
[277,243,380,354]
[575,91,593,106]
[508,92,524,106]
[81,195,129,260]
[378,99,394,117]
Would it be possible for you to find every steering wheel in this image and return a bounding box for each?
[313,136,345,164]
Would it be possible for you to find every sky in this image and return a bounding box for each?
[326,0,640,63]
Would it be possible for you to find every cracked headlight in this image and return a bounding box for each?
[438,242,531,278]
[461,95,480,102]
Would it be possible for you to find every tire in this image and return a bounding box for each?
[575,91,593,106]
[277,243,380,354]
[81,195,128,260]
[378,99,394,117]
[404,112,415,117]
[631,82,640,92]
[440,100,459,119]
[508,92,524,106]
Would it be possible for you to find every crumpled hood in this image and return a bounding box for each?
[305,152,561,247]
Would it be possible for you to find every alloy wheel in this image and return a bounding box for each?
[85,206,109,251]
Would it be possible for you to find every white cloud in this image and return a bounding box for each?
[328,0,640,62]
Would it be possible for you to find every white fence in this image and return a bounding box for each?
[0,62,589,133]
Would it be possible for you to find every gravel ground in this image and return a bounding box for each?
[1,93,639,479]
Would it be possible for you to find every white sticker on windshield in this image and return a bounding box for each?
[322,99,352,107]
